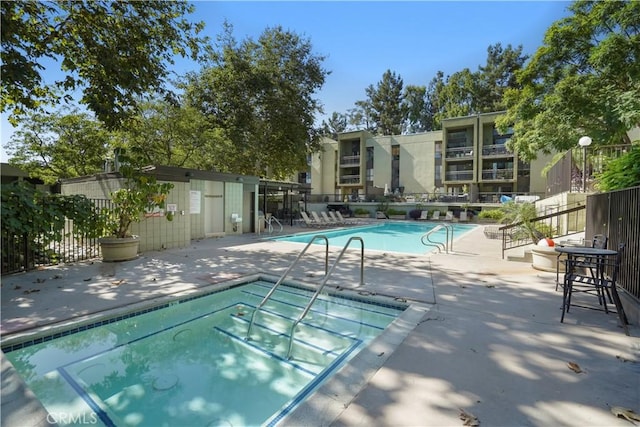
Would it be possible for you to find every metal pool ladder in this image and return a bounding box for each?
[286,236,364,359]
[420,222,454,253]
[246,235,330,339]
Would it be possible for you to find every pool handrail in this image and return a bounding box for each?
[246,235,330,339]
[420,222,454,253]
[286,236,365,359]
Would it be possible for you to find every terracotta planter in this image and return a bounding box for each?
[531,246,565,272]
[99,236,140,262]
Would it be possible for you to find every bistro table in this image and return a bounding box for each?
[555,245,629,335]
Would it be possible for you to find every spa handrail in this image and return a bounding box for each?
[286,237,364,359]
[246,235,329,339]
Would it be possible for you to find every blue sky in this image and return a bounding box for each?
[1,1,572,162]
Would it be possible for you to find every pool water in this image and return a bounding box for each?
[272,222,476,255]
[3,280,405,427]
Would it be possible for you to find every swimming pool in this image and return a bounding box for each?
[271,222,476,255]
[2,276,408,427]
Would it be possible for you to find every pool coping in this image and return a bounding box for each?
[1,271,431,427]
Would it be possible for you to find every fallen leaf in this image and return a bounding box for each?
[567,361,583,373]
[485,284,496,288]
[34,278,46,283]
[83,277,92,282]
[111,279,126,286]
[53,274,62,279]
[611,406,640,424]
[13,285,21,290]
[459,408,480,426]
[23,289,40,294]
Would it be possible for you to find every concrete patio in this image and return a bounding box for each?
[1,224,638,427]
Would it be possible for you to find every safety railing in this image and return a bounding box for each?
[246,235,329,338]
[286,236,364,358]
[420,223,454,253]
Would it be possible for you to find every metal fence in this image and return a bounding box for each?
[586,186,640,300]
[1,199,112,275]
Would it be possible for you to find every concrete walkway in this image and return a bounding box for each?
[1,224,638,427]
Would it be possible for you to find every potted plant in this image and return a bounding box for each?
[99,164,174,262]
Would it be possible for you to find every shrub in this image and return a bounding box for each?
[354,207,369,215]
[478,209,504,220]
[386,208,406,216]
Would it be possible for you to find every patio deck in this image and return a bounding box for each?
[1,224,638,426]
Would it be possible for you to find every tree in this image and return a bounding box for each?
[596,144,640,192]
[363,70,405,135]
[183,23,328,178]
[320,112,348,140]
[121,100,223,170]
[402,85,428,133]
[497,0,640,161]
[1,0,205,129]
[347,100,376,132]
[475,43,528,113]
[5,110,111,184]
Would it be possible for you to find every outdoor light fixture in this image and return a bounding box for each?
[578,136,592,192]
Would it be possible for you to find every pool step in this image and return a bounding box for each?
[216,312,358,374]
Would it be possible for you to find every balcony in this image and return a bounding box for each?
[481,168,514,180]
[339,174,361,185]
[340,154,360,166]
[445,170,474,181]
[445,146,474,159]
[482,144,512,157]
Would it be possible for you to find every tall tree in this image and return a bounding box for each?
[475,43,528,113]
[497,0,640,160]
[347,100,376,132]
[1,0,205,129]
[121,100,223,170]
[402,85,428,133]
[183,23,328,178]
[363,70,405,135]
[320,112,347,140]
[5,110,111,184]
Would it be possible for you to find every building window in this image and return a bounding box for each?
[435,141,442,187]
[391,145,400,192]
[366,147,374,182]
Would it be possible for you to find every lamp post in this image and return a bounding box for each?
[578,136,592,192]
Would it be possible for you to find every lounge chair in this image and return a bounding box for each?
[335,211,361,224]
[418,210,429,221]
[320,211,339,225]
[444,211,454,221]
[430,211,441,220]
[328,211,345,225]
[300,211,322,227]
[459,211,469,222]
[311,211,331,226]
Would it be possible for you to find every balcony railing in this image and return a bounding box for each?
[339,174,360,184]
[445,146,474,158]
[445,170,473,181]
[340,155,360,166]
[481,168,514,180]
[482,144,512,156]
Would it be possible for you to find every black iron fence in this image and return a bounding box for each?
[1,199,112,275]
[586,186,640,300]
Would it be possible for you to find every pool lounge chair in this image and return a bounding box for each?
[300,211,322,227]
[335,211,361,225]
[328,211,345,225]
[431,211,441,220]
[418,210,429,221]
[459,211,469,222]
[444,211,454,221]
[311,211,332,226]
[320,211,339,225]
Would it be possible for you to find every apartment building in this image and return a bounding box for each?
[308,112,551,203]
